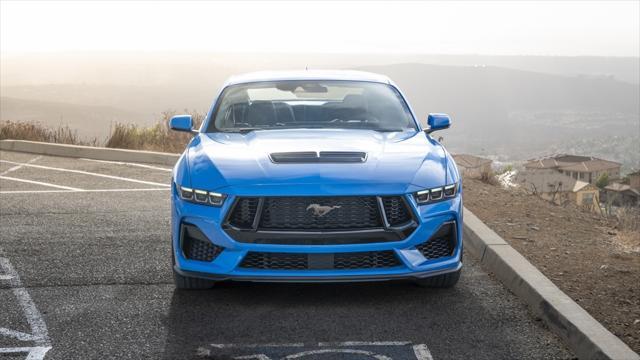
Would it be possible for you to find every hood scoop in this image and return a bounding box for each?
[270,151,367,164]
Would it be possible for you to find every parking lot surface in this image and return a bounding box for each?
[0,150,573,359]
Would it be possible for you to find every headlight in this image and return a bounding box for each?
[177,183,227,207]
[415,183,458,204]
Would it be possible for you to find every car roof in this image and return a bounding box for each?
[225,70,393,86]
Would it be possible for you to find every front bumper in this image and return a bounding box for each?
[171,188,463,283]
[174,262,462,283]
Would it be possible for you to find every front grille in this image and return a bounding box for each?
[181,224,224,262]
[227,197,260,228]
[239,251,402,270]
[224,195,417,244]
[381,196,412,226]
[416,222,456,260]
[258,196,382,230]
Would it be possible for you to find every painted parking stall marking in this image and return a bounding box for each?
[196,342,433,360]
[0,160,170,188]
[0,156,43,176]
[79,158,173,172]
[0,154,170,195]
[0,257,51,360]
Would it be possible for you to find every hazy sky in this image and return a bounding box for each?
[1,1,639,56]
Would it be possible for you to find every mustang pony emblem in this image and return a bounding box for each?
[306,204,341,217]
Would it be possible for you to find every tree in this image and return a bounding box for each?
[596,173,609,189]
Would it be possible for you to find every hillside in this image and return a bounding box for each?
[463,178,640,352]
[0,97,150,139]
[359,63,639,167]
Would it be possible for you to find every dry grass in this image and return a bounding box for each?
[1,110,204,153]
[479,169,499,186]
[104,110,204,153]
[0,120,97,145]
[614,207,640,253]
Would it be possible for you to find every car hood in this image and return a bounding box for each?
[186,129,453,195]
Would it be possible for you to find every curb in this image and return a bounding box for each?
[0,140,180,166]
[463,207,639,360]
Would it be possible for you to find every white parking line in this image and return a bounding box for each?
[79,158,173,172]
[0,160,170,188]
[199,342,434,360]
[0,347,52,359]
[317,341,413,347]
[0,156,43,176]
[0,328,40,342]
[0,175,83,191]
[209,343,306,349]
[284,349,392,360]
[412,344,434,360]
[0,257,51,360]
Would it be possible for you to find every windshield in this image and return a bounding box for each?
[207,80,417,133]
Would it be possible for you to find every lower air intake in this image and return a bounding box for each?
[416,222,456,260]
[181,224,224,262]
[239,251,402,270]
[334,251,400,269]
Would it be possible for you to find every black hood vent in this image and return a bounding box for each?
[270,151,367,163]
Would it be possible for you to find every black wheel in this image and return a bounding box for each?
[414,268,461,288]
[171,243,216,290]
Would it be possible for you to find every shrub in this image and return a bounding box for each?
[3,110,205,153]
[105,110,204,152]
[596,173,609,189]
[0,120,96,145]
[480,169,499,185]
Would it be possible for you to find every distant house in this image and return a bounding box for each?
[516,169,600,211]
[602,182,640,207]
[524,154,621,185]
[629,171,640,191]
[452,154,492,179]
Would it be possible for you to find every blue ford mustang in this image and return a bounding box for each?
[170,70,462,289]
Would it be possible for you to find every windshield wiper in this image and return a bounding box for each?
[372,129,405,132]
[221,128,262,134]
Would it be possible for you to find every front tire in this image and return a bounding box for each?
[414,268,461,288]
[173,269,216,290]
[171,243,216,290]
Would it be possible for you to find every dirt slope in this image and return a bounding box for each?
[463,178,640,353]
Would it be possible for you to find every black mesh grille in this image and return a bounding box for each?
[239,251,402,270]
[416,222,456,260]
[334,251,401,269]
[240,252,308,270]
[182,225,224,262]
[228,197,260,228]
[258,196,382,230]
[381,196,412,226]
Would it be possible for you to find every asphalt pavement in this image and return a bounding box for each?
[0,150,573,359]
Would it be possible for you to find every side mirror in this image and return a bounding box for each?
[425,113,451,134]
[169,115,196,133]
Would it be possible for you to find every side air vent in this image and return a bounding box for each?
[416,222,457,260]
[270,151,367,163]
[181,223,224,262]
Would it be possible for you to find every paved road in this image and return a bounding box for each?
[0,150,573,359]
